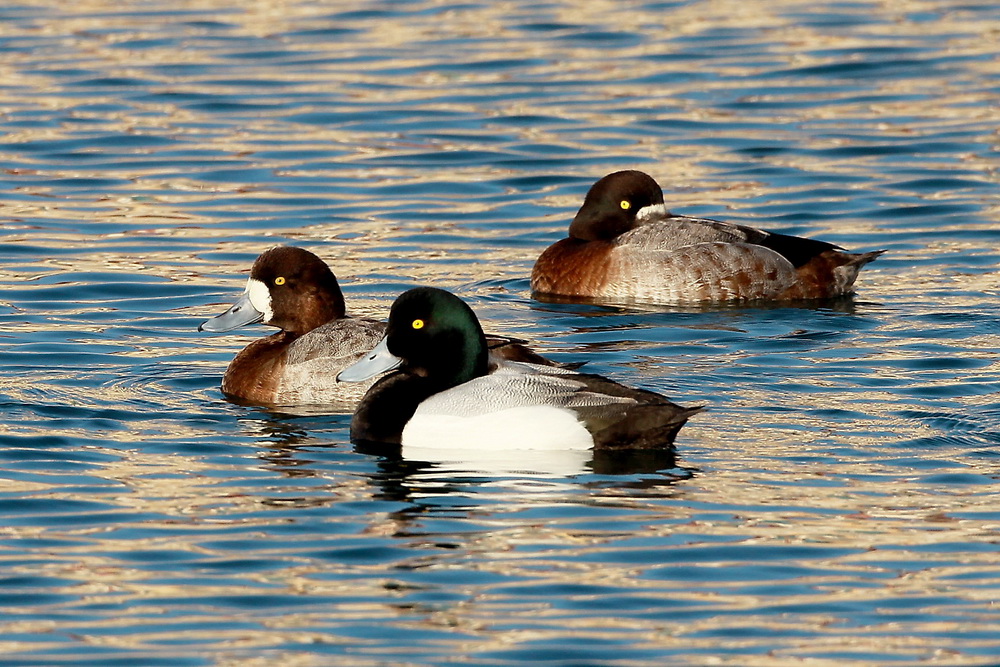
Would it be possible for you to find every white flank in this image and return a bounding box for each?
[245,278,273,323]
[403,405,592,450]
[399,405,594,475]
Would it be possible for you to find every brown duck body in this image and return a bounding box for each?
[219,319,555,407]
[532,227,883,304]
[202,246,557,408]
[219,318,384,407]
[531,171,883,305]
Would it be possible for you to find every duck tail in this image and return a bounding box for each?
[849,249,887,269]
[790,248,884,298]
[596,404,706,451]
[833,248,885,292]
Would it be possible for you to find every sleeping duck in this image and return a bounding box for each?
[531,170,883,304]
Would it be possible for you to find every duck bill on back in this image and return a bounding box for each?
[198,291,264,333]
[337,336,402,383]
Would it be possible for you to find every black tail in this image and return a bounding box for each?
[759,231,842,268]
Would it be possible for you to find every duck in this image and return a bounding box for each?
[531,170,884,304]
[336,286,702,454]
[200,246,555,408]
[199,246,384,407]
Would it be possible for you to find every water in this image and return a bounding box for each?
[1,0,999,664]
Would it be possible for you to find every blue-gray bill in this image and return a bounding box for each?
[198,292,264,333]
[337,336,402,382]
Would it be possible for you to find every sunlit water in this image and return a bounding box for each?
[1,0,999,664]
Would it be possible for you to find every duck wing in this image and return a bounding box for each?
[414,362,628,416]
[623,215,841,268]
[485,334,567,367]
[280,318,386,406]
[604,241,800,303]
[560,370,703,450]
[285,317,385,365]
[416,362,702,450]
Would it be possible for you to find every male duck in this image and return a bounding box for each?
[337,287,702,452]
[201,246,553,407]
[531,170,884,304]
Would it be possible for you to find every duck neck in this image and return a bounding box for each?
[428,327,488,390]
[300,279,346,333]
[350,372,433,446]
[351,330,486,446]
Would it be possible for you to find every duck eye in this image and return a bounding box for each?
[411,319,425,330]
[274,276,286,286]
[620,200,631,210]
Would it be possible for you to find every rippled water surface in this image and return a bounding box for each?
[1,0,999,664]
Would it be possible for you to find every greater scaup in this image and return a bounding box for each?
[199,246,384,407]
[531,170,884,304]
[336,287,702,454]
[200,246,556,408]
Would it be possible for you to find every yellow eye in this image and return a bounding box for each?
[274,276,286,286]
[412,319,424,330]
[620,200,631,210]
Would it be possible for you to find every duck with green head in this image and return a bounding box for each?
[338,287,702,455]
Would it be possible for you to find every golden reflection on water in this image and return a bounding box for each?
[0,0,999,664]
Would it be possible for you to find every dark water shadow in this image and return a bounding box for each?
[530,291,878,316]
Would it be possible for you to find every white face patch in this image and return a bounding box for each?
[245,277,274,323]
[635,202,669,222]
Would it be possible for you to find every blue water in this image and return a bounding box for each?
[1,0,999,664]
